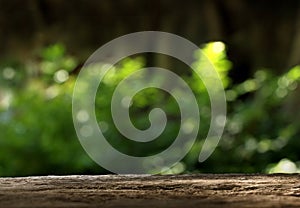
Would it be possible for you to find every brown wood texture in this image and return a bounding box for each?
[1,174,300,207]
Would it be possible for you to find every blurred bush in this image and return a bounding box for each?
[1,42,300,176]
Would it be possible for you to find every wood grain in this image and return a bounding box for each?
[1,174,300,207]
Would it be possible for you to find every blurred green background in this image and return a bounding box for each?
[1,0,300,176]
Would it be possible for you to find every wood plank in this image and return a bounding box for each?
[1,174,300,207]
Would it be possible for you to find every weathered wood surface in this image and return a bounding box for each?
[1,174,300,207]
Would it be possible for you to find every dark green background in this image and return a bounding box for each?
[0,0,300,176]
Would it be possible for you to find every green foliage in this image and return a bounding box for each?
[0,44,100,176]
[1,43,300,176]
[210,64,300,173]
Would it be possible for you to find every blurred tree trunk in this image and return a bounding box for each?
[0,0,299,78]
